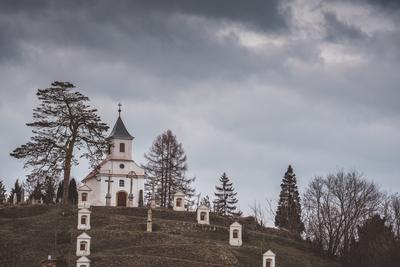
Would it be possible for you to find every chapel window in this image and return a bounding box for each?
[176,198,182,207]
[200,212,206,221]
[80,241,87,251]
[119,180,125,187]
[120,143,125,152]
[81,193,88,202]
[233,229,239,239]
[81,215,87,225]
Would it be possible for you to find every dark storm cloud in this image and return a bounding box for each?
[0,0,287,61]
[1,0,287,31]
[324,12,367,42]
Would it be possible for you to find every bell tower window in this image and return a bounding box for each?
[120,143,125,152]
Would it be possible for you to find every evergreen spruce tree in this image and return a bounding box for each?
[30,181,43,202]
[143,130,195,208]
[68,178,78,205]
[346,215,398,267]
[9,179,23,203]
[275,165,304,236]
[0,179,6,204]
[213,173,239,216]
[42,176,56,204]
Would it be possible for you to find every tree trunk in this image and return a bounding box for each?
[62,154,72,208]
[62,140,75,208]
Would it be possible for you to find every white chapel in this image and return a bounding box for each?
[79,106,145,207]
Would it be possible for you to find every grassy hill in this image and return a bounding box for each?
[0,205,341,267]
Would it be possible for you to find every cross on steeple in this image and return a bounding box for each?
[118,103,122,117]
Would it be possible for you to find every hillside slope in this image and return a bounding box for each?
[0,205,341,267]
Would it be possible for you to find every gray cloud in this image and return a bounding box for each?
[324,11,367,42]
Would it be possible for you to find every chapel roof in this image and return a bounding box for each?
[108,105,134,140]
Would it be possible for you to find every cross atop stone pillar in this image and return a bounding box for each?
[105,172,113,206]
[127,171,136,207]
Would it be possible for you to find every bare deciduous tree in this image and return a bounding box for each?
[385,193,400,238]
[303,171,382,257]
[143,130,195,208]
[249,200,266,228]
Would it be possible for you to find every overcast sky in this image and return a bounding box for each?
[1,0,399,219]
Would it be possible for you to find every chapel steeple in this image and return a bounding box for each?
[108,104,134,140]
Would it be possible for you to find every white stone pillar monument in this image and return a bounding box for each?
[229,222,242,246]
[76,232,91,256]
[173,191,185,211]
[76,256,91,267]
[78,184,92,209]
[263,250,276,267]
[197,205,210,225]
[77,208,91,230]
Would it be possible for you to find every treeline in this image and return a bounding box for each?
[303,171,400,266]
[0,177,79,205]
[268,166,400,267]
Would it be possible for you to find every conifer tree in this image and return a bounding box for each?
[68,178,78,205]
[275,165,304,236]
[10,81,109,207]
[42,176,56,204]
[9,179,23,203]
[0,179,6,204]
[30,181,43,202]
[56,180,64,203]
[143,130,195,208]
[213,173,239,216]
[346,215,398,267]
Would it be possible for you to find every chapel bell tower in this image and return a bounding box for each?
[107,104,134,160]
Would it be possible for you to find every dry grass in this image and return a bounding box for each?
[0,205,341,267]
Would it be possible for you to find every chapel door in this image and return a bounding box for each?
[117,191,127,207]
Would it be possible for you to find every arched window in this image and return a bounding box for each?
[176,198,182,207]
[80,265,87,267]
[81,193,88,202]
[200,212,207,221]
[266,259,272,267]
[120,143,125,152]
[81,215,87,225]
[80,241,87,251]
[233,229,239,239]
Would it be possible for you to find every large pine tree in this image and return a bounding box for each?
[143,130,195,208]
[275,165,304,236]
[10,81,109,207]
[213,173,239,216]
